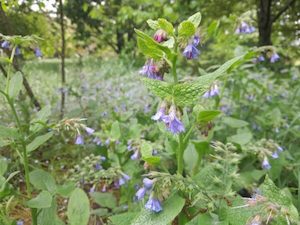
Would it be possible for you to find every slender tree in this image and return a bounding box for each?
[58,0,66,118]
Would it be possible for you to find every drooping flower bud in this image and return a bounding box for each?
[145,196,162,213]
[143,178,154,190]
[153,29,167,43]
[203,83,219,98]
[162,105,185,134]
[270,52,280,63]
[135,187,147,201]
[75,135,84,145]
[262,157,271,170]
[1,40,10,49]
[140,59,163,80]
[35,47,43,58]
[183,44,200,59]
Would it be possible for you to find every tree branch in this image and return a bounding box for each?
[271,0,296,23]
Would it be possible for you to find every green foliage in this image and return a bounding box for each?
[67,188,90,225]
[130,194,185,225]
[29,169,57,194]
[27,191,52,208]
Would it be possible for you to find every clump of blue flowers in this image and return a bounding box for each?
[183,35,200,59]
[235,21,255,34]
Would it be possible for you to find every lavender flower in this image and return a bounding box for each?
[130,150,140,160]
[193,35,201,46]
[93,137,102,146]
[162,106,185,134]
[100,156,106,161]
[151,106,166,121]
[1,40,10,49]
[271,151,279,159]
[183,44,200,59]
[154,29,167,43]
[89,185,96,193]
[235,21,255,34]
[145,197,162,213]
[101,185,107,192]
[95,163,102,170]
[277,146,283,152]
[75,135,84,145]
[105,139,110,146]
[15,47,21,56]
[203,83,219,98]
[118,173,131,186]
[270,52,280,63]
[17,220,24,225]
[35,48,42,57]
[135,187,147,200]
[140,60,163,80]
[262,158,271,170]
[85,127,95,135]
[143,178,154,190]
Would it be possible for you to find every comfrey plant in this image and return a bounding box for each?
[108,12,300,224]
[0,34,93,225]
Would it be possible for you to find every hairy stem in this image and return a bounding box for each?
[177,134,184,175]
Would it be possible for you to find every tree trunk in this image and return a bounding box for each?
[257,0,273,46]
[58,0,66,118]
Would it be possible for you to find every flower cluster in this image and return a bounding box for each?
[139,59,163,80]
[152,103,185,134]
[246,139,284,170]
[253,51,280,64]
[182,35,201,59]
[203,82,219,98]
[135,178,162,212]
[235,21,255,34]
[0,40,42,58]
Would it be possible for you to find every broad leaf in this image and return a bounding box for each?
[135,29,174,61]
[157,18,174,35]
[30,105,51,132]
[197,110,221,123]
[29,169,57,193]
[0,125,19,139]
[147,19,159,30]
[130,194,185,225]
[110,212,138,225]
[188,12,202,28]
[90,192,117,208]
[110,121,121,140]
[0,157,8,176]
[26,132,53,153]
[27,191,52,209]
[227,132,252,145]
[142,53,252,106]
[178,21,195,38]
[67,188,90,225]
[8,72,23,99]
[223,117,248,128]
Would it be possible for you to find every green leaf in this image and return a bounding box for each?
[207,20,220,38]
[27,191,52,208]
[141,53,251,106]
[38,201,65,225]
[188,12,202,28]
[135,29,174,61]
[0,125,19,139]
[260,176,299,223]
[0,157,8,176]
[56,183,75,198]
[197,110,221,123]
[178,21,196,38]
[227,132,252,145]
[140,141,153,158]
[29,169,57,193]
[130,194,185,225]
[30,105,51,132]
[8,72,23,99]
[110,121,121,140]
[162,37,175,48]
[67,188,90,225]
[157,18,174,35]
[110,212,138,225]
[223,117,248,128]
[186,212,216,225]
[90,192,116,208]
[147,19,159,30]
[26,132,53,153]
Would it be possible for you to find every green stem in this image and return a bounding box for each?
[172,42,178,83]
[177,134,184,175]
[5,79,37,225]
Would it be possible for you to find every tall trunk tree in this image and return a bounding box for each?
[257,0,296,46]
[58,0,66,118]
